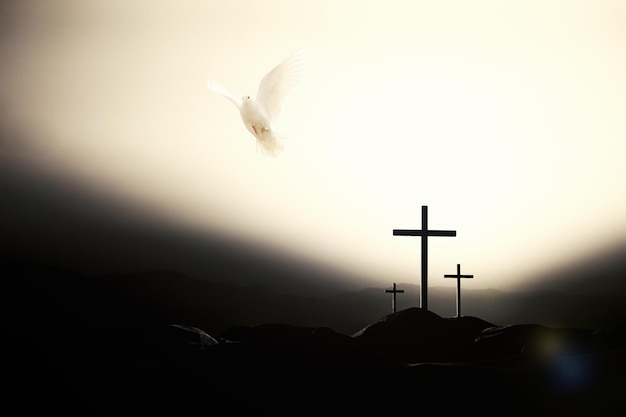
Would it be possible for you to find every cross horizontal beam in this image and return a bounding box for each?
[393,230,457,237]
[444,273,474,278]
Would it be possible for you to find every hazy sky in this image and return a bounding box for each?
[1,0,625,291]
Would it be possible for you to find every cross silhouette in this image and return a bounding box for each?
[444,263,474,318]
[393,205,456,311]
[385,282,404,313]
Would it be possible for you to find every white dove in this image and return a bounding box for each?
[207,49,305,157]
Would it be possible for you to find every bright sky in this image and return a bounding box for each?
[2,0,625,291]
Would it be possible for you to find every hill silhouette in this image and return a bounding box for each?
[2,258,626,415]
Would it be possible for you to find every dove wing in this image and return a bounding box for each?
[207,78,242,109]
[256,48,306,123]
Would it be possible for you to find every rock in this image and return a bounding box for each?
[352,307,494,362]
[168,324,219,347]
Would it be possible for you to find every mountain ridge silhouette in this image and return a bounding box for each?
[2,256,625,336]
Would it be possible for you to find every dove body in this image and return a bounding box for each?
[240,96,283,156]
[207,49,305,157]
[240,96,271,137]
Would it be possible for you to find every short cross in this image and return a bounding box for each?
[385,282,404,314]
[444,263,474,318]
[393,205,456,311]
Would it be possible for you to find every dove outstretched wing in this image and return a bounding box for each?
[256,48,306,123]
[207,78,242,109]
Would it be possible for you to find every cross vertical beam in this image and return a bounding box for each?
[421,205,428,311]
[385,282,404,314]
[393,205,456,311]
[444,263,474,318]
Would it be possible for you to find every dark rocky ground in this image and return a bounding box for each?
[2,259,626,416]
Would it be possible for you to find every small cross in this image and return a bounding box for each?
[385,282,405,314]
[444,263,474,318]
[393,205,456,311]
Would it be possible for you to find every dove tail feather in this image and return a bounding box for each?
[256,131,285,157]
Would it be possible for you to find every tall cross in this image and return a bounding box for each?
[444,263,474,318]
[385,282,404,314]
[393,205,456,311]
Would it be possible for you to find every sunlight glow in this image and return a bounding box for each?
[2,0,625,291]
